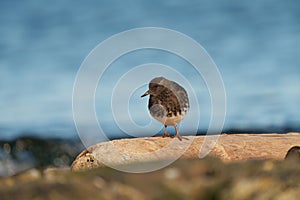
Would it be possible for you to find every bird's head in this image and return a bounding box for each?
[141,77,168,97]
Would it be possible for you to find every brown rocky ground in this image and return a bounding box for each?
[1,157,300,200]
[1,133,300,200]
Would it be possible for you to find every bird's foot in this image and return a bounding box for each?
[171,134,189,141]
[163,132,170,138]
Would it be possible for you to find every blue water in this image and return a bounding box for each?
[1,0,300,140]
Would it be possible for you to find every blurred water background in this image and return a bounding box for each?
[0,0,300,175]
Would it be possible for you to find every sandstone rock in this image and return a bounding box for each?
[72,133,300,171]
[285,146,300,160]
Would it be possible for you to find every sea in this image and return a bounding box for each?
[0,0,300,175]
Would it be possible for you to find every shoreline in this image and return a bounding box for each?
[1,133,300,199]
[1,133,300,176]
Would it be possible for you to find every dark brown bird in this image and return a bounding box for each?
[141,77,189,140]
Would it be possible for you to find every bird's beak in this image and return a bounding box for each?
[141,90,150,98]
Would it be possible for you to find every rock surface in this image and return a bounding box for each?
[72,133,300,171]
[285,146,300,160]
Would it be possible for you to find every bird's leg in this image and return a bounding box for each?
[173,125,188,141]
[163,125,170,137]
[173,125,182,141]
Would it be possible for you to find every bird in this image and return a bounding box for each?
[141,77,189,141]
